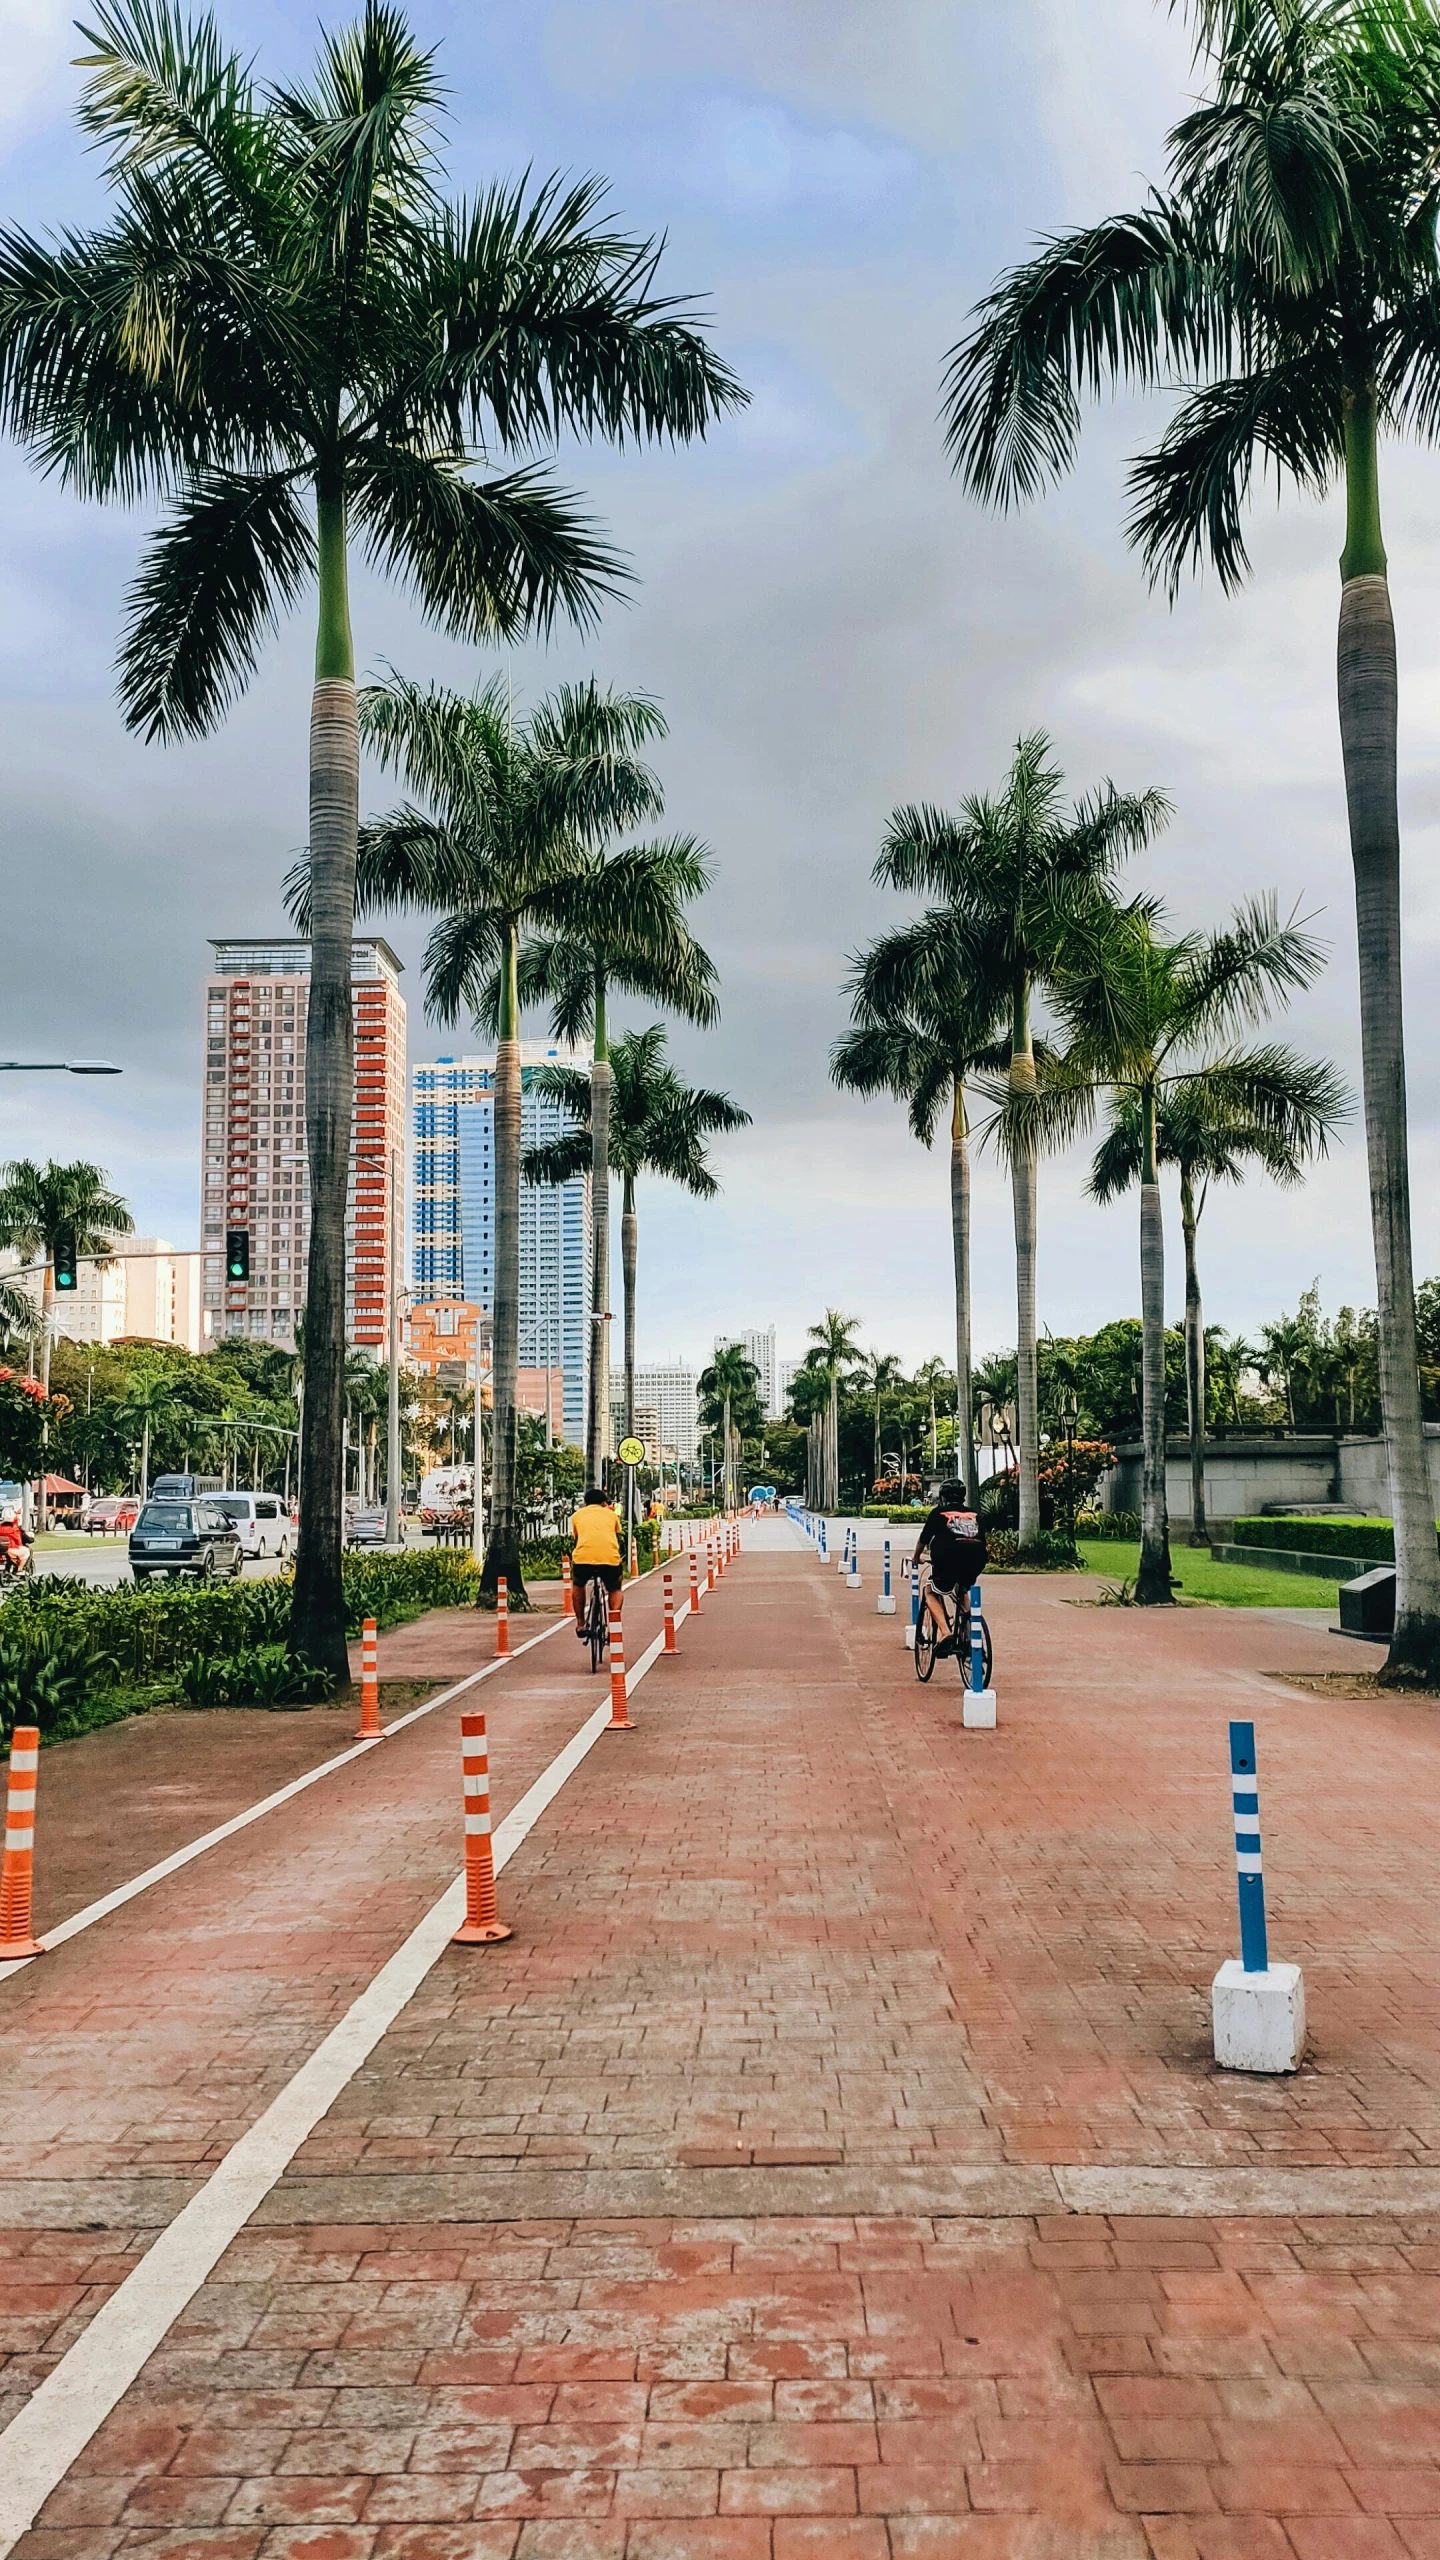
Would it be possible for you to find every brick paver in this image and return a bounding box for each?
[6,1538,1440,2553]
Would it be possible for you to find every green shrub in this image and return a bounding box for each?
[1075,1509,1142,1541]
[0,1619,117,1740]
[1232,1515,1406,1562]
[177,1651,232,1709]
[177,1643,336,1710]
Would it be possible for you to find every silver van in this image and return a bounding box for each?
[211,1491,293,1562]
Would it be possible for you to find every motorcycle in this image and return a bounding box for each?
[0,1541,34,1582]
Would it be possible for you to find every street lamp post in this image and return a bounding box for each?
[0,1060,121,1075]
[1059,1388,1079,1546]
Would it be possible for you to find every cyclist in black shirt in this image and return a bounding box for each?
[913,1480,988,1658]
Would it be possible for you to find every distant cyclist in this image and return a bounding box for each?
[913,1481,987,1657]
[569,1486,623,1641]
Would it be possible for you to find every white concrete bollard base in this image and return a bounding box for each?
[846,1570,861,1589]
[904,1625,916,1650]
[962,1688,997,1729]
[876,1595,896,1615]
[1211,1959,1306,2073]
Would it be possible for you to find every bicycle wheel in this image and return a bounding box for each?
[587,1584,608,1672]
[956,1609,994,1688]
[914,1608,938,1682]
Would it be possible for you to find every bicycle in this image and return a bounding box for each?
[914,1581,992,1688]
[580,1571,611,1673]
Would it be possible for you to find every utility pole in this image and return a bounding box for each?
[386,1143,403,1547]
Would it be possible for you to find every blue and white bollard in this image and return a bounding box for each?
[1211,1720,1305,2072]
[905,1560,919,1650]
[962,1581,996,1727]
[846,1528,861,1589]
[877,1538,896,1614]
[837,1525,850,1576]
[818,1519,828,1563]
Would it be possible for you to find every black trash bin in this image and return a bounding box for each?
[1337,1565,1396,1639]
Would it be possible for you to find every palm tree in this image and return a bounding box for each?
[0,1159,133,1526]
[295,670,674,1607]
[513,834,720,1480]
[0,0,743,1677]
[522,1026,750,1445]
[832,939,1007,1497]
[855,1350,906,1492]
[116,1370,192,1504]
[1091,1069,1346,1545]
[1053,894,1341,1601]
[697,1342,760,1513]
[803,1310,863,1512]
[876,737,1169,1550]
[942,0,1440,1672]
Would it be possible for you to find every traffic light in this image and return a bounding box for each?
[226,1228,251,1283]
[53,1230,78,1292]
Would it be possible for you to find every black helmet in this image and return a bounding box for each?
[936,1479,968,1506]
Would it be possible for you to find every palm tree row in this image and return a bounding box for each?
[836,734,1346,1598]
[941,0,1440,1675]
[0,0,744,1675]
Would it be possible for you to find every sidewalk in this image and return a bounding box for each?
[7,1541,1440,2554]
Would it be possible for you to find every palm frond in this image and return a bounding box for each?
[1168,893,1327,1045]
[271,0,442,258]
[423,905,506,1024]
[516,936,597,1044]
[521,1132,590,1187]
[116,466,312,738]
[1126,351,1341,594]
[358,667,509,826]
[353,448,627,641]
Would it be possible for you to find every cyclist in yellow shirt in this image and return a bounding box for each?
[569,1487,623,1640]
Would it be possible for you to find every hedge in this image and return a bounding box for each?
[1233,1515,1409,1563]
[518,1522,660,1586]
[0,1548,481,1691]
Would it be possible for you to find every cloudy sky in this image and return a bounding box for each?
[4,0,1440,1379]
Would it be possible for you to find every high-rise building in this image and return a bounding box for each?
[632,1365,699,1464]
[411,1050,590,1446]
[715,1324,779,1418]
[202,939,406,1351]
[779,1358,804,1410]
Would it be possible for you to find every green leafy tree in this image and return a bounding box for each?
[877,737,1168,1549]
[832,935,1006,1496]
[300,671,677,1605]
[942,0,1440,1671]
[1052,894,1337,1600]
[800,1311,864,1512]
[0,1159,134,1523]
[697,1343,761,1512]
[523,1025,749,1446]
[1090,1042,1346,1545]
[512,834,720,1479]
[0,0,742,1674]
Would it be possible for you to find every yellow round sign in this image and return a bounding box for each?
[617,1437,645,1466]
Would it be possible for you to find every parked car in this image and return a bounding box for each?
[346,1508,389,1549]
[210,1491,293,1562]
[85,1496,139,1535]
[129,1498,245,1581]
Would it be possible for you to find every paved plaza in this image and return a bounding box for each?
[3,1530,1440,2555]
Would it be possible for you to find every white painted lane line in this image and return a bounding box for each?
[0,1565,674,1983]
[0,1611,681,2558]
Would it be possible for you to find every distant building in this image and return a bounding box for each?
[715,1325,779,1418]
[411,1051,590,1446]
[779,1358,804,1410]
[7,1237,204,1354]
[201,938,406,1351]
[632,1364,698,1465]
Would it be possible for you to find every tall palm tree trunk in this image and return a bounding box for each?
[621,1172,638,1443]
[291,485,357,1681]
[1337,398,1440,1677]
[723,1389,733,1512]
[586,975,612,1486]
[483,927,525,1606]
[1180,1168,1208,1549]
[1137,1086,1173,1605]
[951,1079,977,1496]
[37,1263,52,1531]
[1010,981,1040,1548]
[825,1374,839,1512]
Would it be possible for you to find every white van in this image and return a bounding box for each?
[211,1491,293,1562]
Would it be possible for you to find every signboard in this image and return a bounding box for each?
[617,1437,645,1466]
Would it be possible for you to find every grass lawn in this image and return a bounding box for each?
[1077,1538,1344,1610]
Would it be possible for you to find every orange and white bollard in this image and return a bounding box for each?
[628,1531,639,1582]
[0,1725,43,1961]
[707,1540,716,1591]
[607,1598,633,1728]
[689,1550,701,1613]
[354,1616,382,1740]
[452,1710,512,1945]
[495,1576,511,1658]
[562,1554,574,1619]
[663,1570,679,1654]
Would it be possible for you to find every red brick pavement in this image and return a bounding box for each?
[8,1542,1440,2553]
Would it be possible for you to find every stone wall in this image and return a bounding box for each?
[1102,1427,1440,1525]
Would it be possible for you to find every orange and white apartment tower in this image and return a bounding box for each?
[201,939,407,1352]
